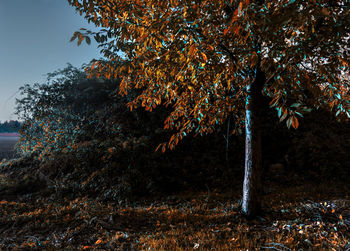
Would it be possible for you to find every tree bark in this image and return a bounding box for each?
[242,65,265,218]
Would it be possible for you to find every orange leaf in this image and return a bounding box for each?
[223,28,230,36]
[292,116,299,129]
[238,2,243,16]
[233,25,240,35]
[208,44,214,51]
[202,52,208,62]
[189,44,196,56]
[250,51,258,67]
[95,239,102,245]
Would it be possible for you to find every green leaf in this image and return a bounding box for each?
[286,117,293,128]
[277,107,282,117]
[85,36,91,45]
[295,112,303,117]
[290,103,301,108]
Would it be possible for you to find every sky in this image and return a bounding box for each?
[0,0,102,122]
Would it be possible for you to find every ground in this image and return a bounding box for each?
[0,138,350,250]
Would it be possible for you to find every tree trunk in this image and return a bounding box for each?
[242,66,265,218]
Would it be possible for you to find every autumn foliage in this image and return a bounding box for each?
[69,0,349,150]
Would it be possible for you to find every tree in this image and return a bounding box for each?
[15,64,121,158]
[68,0,350,217]
[0,120,22,133]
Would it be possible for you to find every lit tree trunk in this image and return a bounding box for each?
[242,65,265,218]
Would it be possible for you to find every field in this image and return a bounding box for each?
[0,136,19,161]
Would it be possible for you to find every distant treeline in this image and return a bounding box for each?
[0,120,22,133]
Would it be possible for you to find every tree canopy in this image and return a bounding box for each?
[69,0,349,150]
[68,0,350,217]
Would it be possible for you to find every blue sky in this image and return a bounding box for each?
[0,0,102,122]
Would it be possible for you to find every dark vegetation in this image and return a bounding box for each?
[0,120,21,133]
[0,64,349,249]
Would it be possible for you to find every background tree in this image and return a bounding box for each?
[0,120,22,133]
[15,64,121,158]
[68,0,350,217]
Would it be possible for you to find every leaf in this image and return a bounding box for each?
[286,117,293,128]
[232,25,240,35]
[85,36,91,45]
[250,51,258,67]
[188,45,196,56]
[70,32,79,42]
[77,34,85,46]
[202,52,208,62]
[291,116,299,129]
[238,2,243,16]
[290,103,301,108]
[280,112,288,122]
[277,107,282,117]
[223,28,230,36]
[94,34,100,42]
[295,111,303,117]
[338,57,349,67]
[208,44,214,51]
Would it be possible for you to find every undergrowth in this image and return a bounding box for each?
[0,168,349,250]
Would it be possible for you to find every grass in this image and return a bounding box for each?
[0,177,349,250]
[0,138,349,249]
